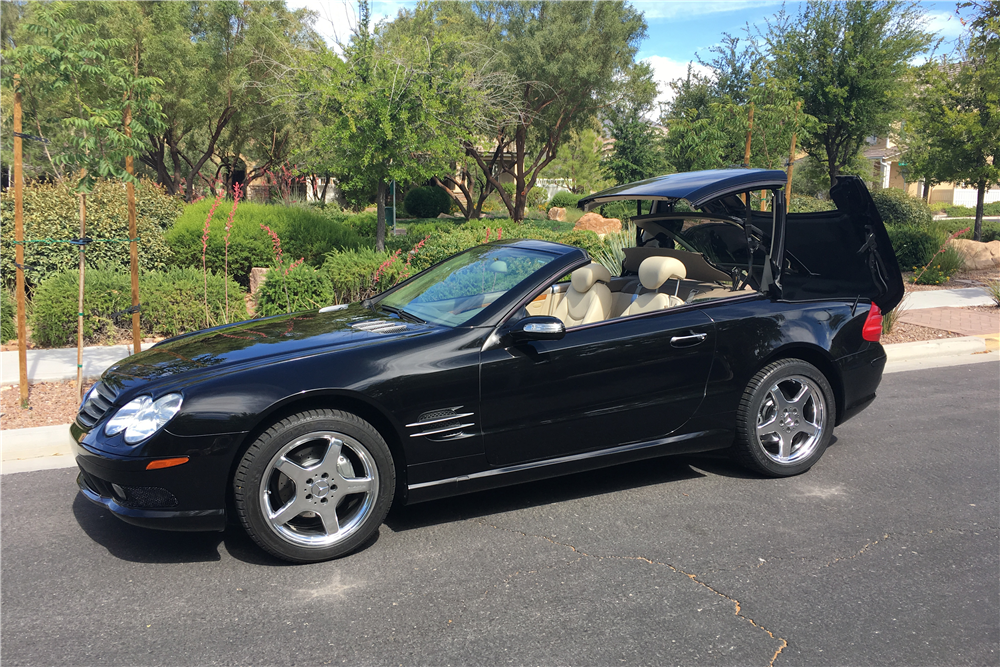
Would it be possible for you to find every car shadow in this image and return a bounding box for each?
[72,493,382,566]
[385,455,709,533]
[681,436,842,479]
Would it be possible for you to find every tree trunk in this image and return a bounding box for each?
[513,125,527,223]
[376,179,387,252]
[320,174,330,203]
[975,177,985,242]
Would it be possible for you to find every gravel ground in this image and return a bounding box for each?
[1,380,92,430]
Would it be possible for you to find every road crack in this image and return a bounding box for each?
[474,518,787,667]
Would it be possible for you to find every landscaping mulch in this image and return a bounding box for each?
[881,321,963,346]
[1,380,92,431]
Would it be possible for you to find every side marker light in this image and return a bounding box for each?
[146,457,189,470]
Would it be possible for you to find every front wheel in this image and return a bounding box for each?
[234,409,394,563]
[733,359,836,477]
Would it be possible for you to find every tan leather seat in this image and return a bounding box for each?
[551,263,612,327]
[620,257,686,317]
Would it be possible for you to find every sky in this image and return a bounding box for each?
[288,0,971,112]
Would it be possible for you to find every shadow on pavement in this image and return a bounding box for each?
[386,455,708,532]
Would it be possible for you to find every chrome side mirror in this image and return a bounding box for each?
[508,316,566,342]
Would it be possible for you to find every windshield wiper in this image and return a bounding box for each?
[379,304,425,324]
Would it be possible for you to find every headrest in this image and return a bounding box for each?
[570,263,612,292]
[638,256,687,290]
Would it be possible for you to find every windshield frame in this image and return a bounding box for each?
[370,240,584,328]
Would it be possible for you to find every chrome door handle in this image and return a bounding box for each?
[670,333,708,347]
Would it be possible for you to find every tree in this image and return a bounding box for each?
[762,1,935,187]
[601,62,665,186]
[903,1,1000,240]
[312,1,459,250]
[402,1,648,222]
[541,126,611,195]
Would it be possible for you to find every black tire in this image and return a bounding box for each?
[233,409,394,563]
[733,359,836,477]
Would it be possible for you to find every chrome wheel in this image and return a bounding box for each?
[755,375,825,465]
[259,430,379,549]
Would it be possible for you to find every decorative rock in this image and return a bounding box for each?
[548,207,567,221]
[948,238,1000,270]
[249,267,269,297]
[574,212,622,236]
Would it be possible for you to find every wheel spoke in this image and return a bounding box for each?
[787,383,812,408]
[315,437,343,470]
[268,494,306,525]
[777,432,792,461]
[338,475,373,496]
[272,456,311,487]
[769,385,791,413]
[314,502,341,536]
[797,420,819,438]
[756,414,778,435]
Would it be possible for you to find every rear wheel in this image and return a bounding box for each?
[733,359,835,477]
[234,409,394,563]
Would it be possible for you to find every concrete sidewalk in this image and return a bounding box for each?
[1,344,133,386]
[902,286,995,310]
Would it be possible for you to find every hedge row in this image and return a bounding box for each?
[166,200,363,287]
[871,189,933,227]
[932,202,1000,217]
[0,179,181,291]
[1,288,15,344]
[30,267,246,348]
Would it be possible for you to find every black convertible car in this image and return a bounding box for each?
[72,169,903,563]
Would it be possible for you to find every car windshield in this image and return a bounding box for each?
[377,245,559,327]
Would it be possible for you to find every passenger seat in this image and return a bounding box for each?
[551,263,613,327]
[619,257,686,317]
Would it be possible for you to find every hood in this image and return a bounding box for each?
[103,304,431,385]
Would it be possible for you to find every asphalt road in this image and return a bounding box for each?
[2,362,997,667]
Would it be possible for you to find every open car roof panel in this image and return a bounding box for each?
[578,168,789,211]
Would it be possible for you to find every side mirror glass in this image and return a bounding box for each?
[508,316,566,342]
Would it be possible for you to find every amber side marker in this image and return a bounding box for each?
[146,457,189,470]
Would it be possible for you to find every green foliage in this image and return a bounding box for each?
[871,189,933,227]
[934,202,1000,217]
[543,128,613,196]
[986,280,1000,307]
[886,226,943,269]
[911,246,965,285]
[1,287,15,344]
[29,266,246,348]
[881,295,909,336]
[323,247,414,304]
[403,186,452,219]
[166,200,362,287]
[0,179,180,291]
[938,219,1000,243]
[788,196,836,213]
[255,263,335,317]
[765,0,934,186]
[549,191,583,209]
[590,221,638,276]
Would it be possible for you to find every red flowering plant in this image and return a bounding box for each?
[260,223,306,313]
[201,188,226,326]
[223,183,243,322]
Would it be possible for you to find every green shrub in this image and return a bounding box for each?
[29,267,246,347]
[549,191,582,209]
[886,226,943,269]
[986,280,1000,307]
[403,186,451,219]
[935,202,1000,217]
[934,219,1000,243]
[322,247,418,304]
[1,288,15,344]
[255,263,334,316]
[333,210,378,238]
[871,188,933,227]
[0,179,180,291]
[933,245,966,275]
[789,196,837,213]
[166,200,362,287]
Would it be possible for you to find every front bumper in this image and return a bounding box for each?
[72,427,242,533]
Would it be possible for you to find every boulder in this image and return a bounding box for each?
[573,212,621,236]
[948,238,999,270]
[249,267,269,297]
[547,206,567,221]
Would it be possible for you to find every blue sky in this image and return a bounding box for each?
[290,0,971,109]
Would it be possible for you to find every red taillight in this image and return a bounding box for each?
[862,303,883,342]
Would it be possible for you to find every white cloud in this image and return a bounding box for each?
[923,10,965,39]
[643,55,714,117]
[287,0,414,51]
[634,0,784,21]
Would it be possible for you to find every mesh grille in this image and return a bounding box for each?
[78,470,178,508]
[77,382,119,429]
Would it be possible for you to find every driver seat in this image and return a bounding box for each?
[552,263,612,327]
[620,257,687,317]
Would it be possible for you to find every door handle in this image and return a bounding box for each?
[670,332,708,347]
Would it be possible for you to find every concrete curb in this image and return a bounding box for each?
[2,336,996,473]
[1,424,76,474]
[884,336,988,362]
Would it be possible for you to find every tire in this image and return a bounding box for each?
[733,359,836,477]
[234,409,395,563]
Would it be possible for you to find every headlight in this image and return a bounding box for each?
[104,393,183,444]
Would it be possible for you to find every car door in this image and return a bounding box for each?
[479,308,716,467]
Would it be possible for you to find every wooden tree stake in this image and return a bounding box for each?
[77,170,86,400]
[13,74,29,407]
[125,98,141,354]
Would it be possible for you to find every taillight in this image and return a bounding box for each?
[862,303,883,342]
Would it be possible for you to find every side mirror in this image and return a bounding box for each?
[507,316,566,342]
